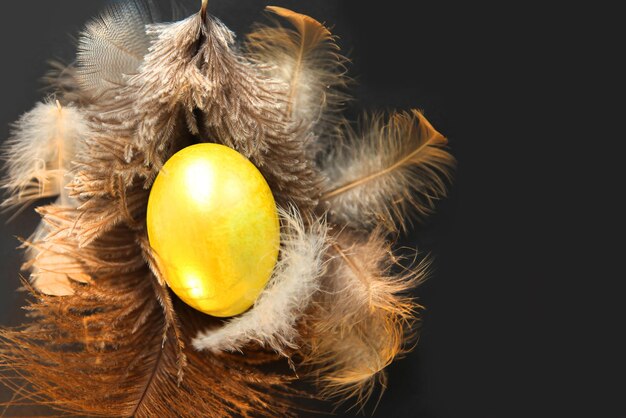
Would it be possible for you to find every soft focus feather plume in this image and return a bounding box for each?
[245,6,349,147]
[76,0,158,98]
[2,101,88,210]
[193,207,328,356]
[303,228,429,405]
[320,110,455,232]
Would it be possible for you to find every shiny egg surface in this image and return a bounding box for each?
[147,143,280,317]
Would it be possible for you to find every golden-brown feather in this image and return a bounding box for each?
[302,228,429,406]
[320,110,455,232]
[245,6,349,152]
[1,204,296,417]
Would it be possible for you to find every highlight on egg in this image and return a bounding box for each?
[146,143,280,317]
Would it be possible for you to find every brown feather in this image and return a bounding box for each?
[320,110,455,232]
[301,228,429,406]
[245,6,350,151]
[1,204,297,417]
[121,10,320,213]
[1,5,303,415]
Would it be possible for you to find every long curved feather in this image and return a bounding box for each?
[320,110,455,232]
[193,207,328,356]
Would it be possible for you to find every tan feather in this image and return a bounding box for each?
[245,6,349,147]
[302,228,429,405]
[2,101,88,210]
[21,199,91,296]
[320,110,455,232]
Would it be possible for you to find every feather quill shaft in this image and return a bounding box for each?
[193,207,328,356]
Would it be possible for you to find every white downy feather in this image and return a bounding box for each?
[2,101,89,209]
[193,207,329,356]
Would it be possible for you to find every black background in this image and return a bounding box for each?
[0,1,622,417]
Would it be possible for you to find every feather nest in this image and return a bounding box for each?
[1,1,454,415]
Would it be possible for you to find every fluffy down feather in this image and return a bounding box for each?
[303,228,429,405]
[245,6,349,148]
[193,207,328,356]
[1,1,454,415]
[1,101,88,210]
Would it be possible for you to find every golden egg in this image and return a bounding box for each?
[146,143,280,317]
